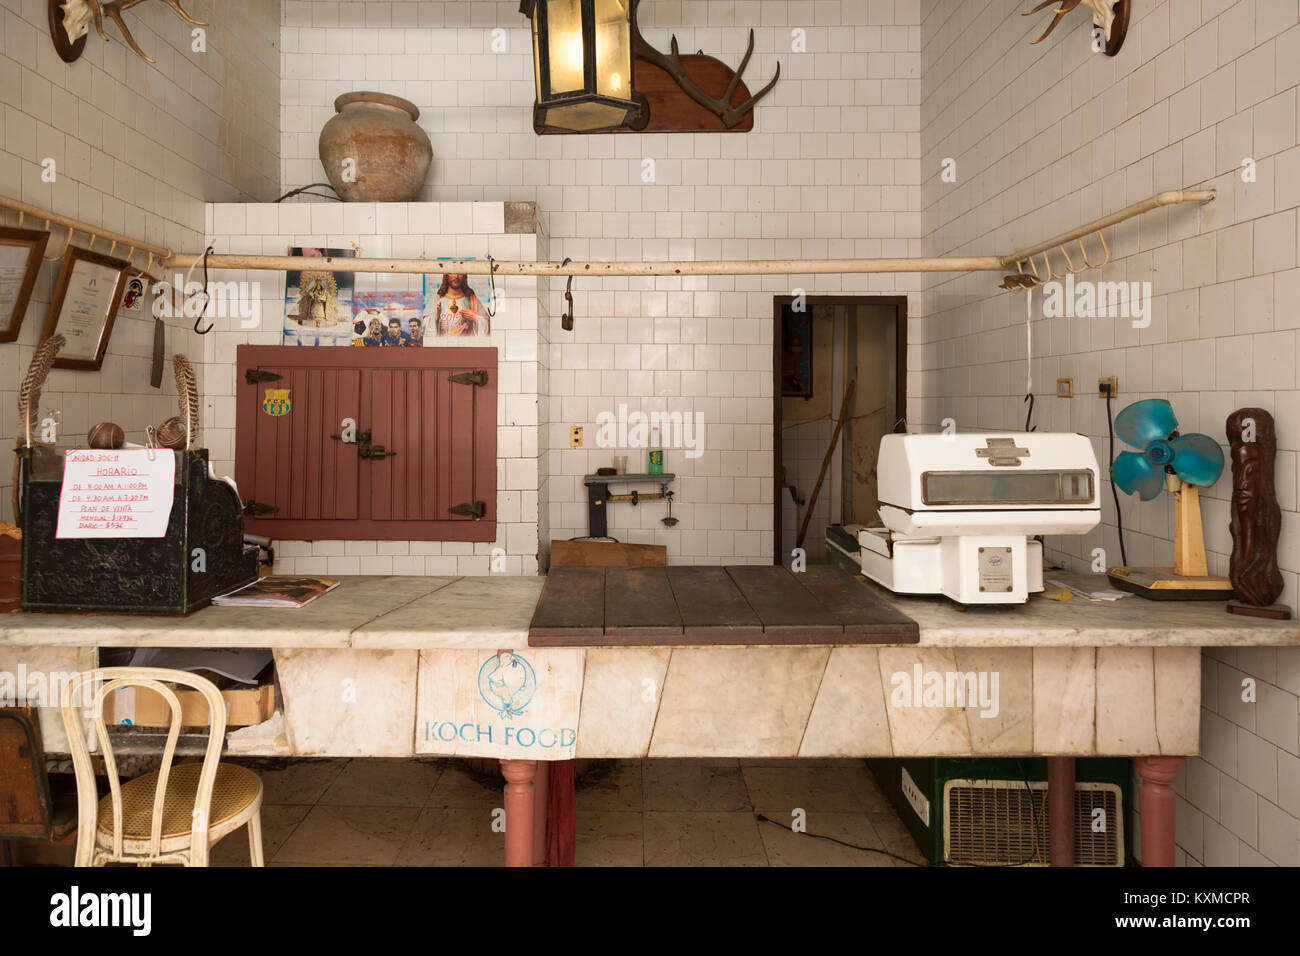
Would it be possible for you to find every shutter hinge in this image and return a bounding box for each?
[449,370,489,386]
[243,499,280,517]
[449,501,487,519]
[245,369,283,384]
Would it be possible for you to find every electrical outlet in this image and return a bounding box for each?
[570,425,583,448]
[1056,378,1073,398]
[1098,377,1118,397]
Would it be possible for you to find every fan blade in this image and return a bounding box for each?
[1114,398,1178,449]
[1112,451,1166,500]
[1170,433,1225,486]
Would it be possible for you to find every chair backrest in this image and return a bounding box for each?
[60,667,227,862]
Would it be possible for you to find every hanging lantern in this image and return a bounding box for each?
[520,0,643,133]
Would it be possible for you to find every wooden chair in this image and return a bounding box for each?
[60,667,264,867]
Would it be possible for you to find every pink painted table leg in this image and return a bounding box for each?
[500,759,537,868]
[531,761,549,866]
[1135,756,1185,867]
[1047,756,1075,866]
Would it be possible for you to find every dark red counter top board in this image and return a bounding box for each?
[527,563,919,647]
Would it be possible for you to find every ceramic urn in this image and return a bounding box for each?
[319,92,433,202]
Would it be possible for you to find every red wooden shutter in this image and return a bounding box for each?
[235,346,497,542]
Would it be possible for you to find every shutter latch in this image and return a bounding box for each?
[243,499,280,516]
[245,369,283,384]
[449,501,487,519]
[449,370,488,386]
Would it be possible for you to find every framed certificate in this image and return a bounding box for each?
[0,226,50,344]
[40,246,130,371]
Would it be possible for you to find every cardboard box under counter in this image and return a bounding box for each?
[103,681,275,729]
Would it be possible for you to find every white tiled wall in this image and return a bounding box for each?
[278,0,924,563]
[0,0,280,523]
[919,0,1300,865]
[203,199,546,576]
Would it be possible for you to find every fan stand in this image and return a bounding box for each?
[1107,483,1235,600]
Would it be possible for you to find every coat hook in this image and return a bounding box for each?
[560,258,575,332]
[1079,230,1110,269]
[188,246,215,334]
[1041,248,1068,280]
[1059,243,1085,275]
[44,223,74,262]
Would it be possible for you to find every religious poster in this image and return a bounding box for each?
[283,247,357,345]
[424,261,494,337]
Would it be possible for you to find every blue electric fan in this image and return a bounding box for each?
[1108,399,1233,599]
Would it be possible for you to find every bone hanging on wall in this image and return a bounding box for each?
[49,0,206,65]
[1023,0,1130,56]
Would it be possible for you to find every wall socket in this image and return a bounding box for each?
[1098,377,1118,397]
[570,425,583,448]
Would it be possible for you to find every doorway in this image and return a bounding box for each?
[772,296,907,566]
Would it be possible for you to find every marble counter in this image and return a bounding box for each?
[3,572,1298,650]
[3,572,1294,760]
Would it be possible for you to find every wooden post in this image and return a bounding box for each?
[1047,756,1075,866]
[531,760,549,867]
[1173,484,1208,577]
[1135,756,1185,867]
[500,759,536,868]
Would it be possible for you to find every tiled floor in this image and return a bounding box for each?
[211,757,927,867]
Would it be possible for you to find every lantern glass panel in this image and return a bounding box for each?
[593,0,632,98]
[532,15,543,99]
[545,0,586,94]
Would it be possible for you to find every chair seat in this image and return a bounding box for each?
[97,763,261,841]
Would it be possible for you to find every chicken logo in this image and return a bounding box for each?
[477,650,537,719]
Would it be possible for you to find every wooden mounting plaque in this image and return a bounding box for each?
[537,54,755,134]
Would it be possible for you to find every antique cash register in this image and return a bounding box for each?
[858,433,1101,605]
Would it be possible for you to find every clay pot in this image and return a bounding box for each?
[319,92,433,202]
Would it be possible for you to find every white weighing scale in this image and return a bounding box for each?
[858,433,1101,605]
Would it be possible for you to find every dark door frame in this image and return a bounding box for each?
[772,294,908,565]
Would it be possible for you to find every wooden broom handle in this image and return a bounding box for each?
[796,379,856,551]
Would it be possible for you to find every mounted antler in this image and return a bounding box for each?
[631,10,780,129]
[60,0,206,64]
[1022,0,1129,55]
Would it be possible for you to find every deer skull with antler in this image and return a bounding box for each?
[57,0,206,64]
[1023,0,1130,56]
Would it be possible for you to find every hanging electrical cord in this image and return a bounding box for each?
[275,183,341,203]
[1024,283,1036,431]
[484,255,499,319]
[1106,388,1127,567]
[753,814,923,865]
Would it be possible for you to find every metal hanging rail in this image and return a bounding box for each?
[0,188,1214,279]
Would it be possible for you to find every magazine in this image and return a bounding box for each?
[212,576,340,608]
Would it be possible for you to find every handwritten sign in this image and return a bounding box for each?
[56,449,176,539]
